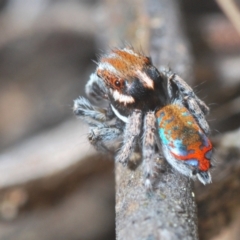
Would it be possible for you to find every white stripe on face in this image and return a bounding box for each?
[112,90,135,105]
[111,104,128,123]
[136,70,154,89]
[98,62,118,74]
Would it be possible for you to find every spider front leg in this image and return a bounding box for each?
[142,111,157,189]
[85,73,108,104]
[115,109,142,165]
[73,96,110,124]
[73,96,123,152]
[88,123,123,153]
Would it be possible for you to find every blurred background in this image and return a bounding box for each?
[0,0,239,239]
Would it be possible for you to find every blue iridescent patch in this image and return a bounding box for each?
[185,159,199,167]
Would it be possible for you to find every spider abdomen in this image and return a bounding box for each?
[156,104,212,184]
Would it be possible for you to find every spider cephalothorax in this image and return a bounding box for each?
[74,47,212,188]
[96,48,168,116]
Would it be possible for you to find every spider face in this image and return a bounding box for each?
[74,47,212,188]
[96,48,168,116]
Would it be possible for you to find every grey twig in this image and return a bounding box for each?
[103,0,199,239]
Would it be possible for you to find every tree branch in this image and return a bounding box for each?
[104,0,199,239]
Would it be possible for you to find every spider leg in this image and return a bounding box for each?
[88,124,122,153]
[183,97,210,135]
[73,96,123,152]
[171,74,209,115]
[142,111,157,189]
[85,73,108,104]
[115,109,142,165]
[166,73,210,135]
[73,96,113,124]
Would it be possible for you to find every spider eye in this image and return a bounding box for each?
[114,80,121,87]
